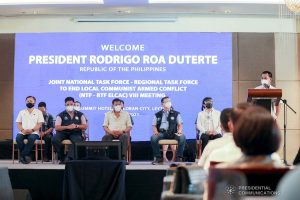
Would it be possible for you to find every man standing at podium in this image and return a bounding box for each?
[255,70,280,119]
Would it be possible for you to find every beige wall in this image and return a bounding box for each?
[0,34,14,140]
[233,33,275,106]
[233,32,300,163]
[275,33,300,163]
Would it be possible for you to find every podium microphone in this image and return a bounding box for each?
[263,84,270,89]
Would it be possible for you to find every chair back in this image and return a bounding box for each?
[158,139,178,145]
[83,121,90,141]
[209,161,222,168]
[208,167,290,200]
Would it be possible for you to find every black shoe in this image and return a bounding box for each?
[175,156,184,162]
[59,160,65,165]
[152,157,163,165]
[122,155,127,161]
[43,156,50,162]
[58,154,67,164]
[59,157,70,165]
[20,156,30,164]
[20,156,25,164]
[24,156,32,163]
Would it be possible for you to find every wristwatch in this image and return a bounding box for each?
[76,125,79,128]
[32,129,35,133]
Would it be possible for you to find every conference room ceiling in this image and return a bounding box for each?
[0,3,285,18]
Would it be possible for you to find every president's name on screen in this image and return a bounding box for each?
[28,54,218,65]
[100,44,145,51]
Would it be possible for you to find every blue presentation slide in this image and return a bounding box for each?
[13,32,232,141]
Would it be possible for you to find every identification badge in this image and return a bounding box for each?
[75,116,79,120]
[171,116,175,120]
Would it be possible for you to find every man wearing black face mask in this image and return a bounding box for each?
[196,97,222,153]
[16,96,44,164]
[38,102,54,162]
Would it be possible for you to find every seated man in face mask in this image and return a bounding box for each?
[151,96,186,165]
[16,96,44,164]
[102,98,132,161]
[52,97,88,164]
[38,101,54,162]
[74,101,89,140]
[196,97,222,153]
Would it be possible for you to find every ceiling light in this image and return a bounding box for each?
[73,17,177,23]
[224,9,232,14]
[285,0,300,12]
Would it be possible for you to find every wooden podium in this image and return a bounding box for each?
[247,89,282,112]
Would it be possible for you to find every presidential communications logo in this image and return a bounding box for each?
[226,185,236,195]
[225,185,280,198]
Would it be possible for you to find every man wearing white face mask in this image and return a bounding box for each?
[74,100,89,140]
[74,101,81,112]
[256,71,275,90]
[102,98,132,161]
[52,97,88,164]
[151,96,186,164]
[255,71,280,119]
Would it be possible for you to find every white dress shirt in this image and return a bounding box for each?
[255,84,276,89]
[198,132,234,167]
[16,108,44,135]
[203,141,242,170]
[196,108,221,138]
[203,141,282,171]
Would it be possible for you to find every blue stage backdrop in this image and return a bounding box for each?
[13,32,232,141]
